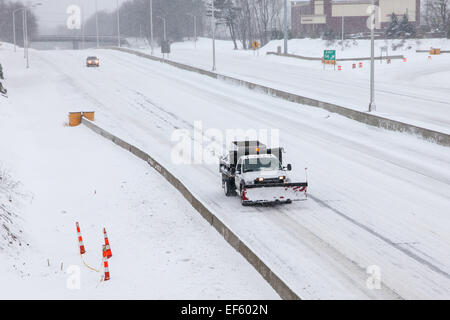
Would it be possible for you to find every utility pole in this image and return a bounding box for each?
[283,0,288,54]
[149,0,154,54]
[369,0,376,112]
[95,0,99,48]
[117,0,121,48]
[211,0,216,71]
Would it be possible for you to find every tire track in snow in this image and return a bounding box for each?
[308,194,450,279]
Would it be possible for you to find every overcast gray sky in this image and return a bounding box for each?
[12,0,118,33]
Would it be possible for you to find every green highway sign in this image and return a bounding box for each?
[324,50,336,61]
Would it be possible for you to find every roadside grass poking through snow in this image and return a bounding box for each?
[0,164,26,251]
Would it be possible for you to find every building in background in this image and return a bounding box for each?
[291,0,421,36]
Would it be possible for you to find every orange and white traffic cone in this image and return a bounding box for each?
[102,245,110,281]
[76,222,86,255]
[103,228,112,259]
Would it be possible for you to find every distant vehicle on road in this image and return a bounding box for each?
[86,56,99,67]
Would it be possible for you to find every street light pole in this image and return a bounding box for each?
[95,0,99,48]
[22,9,26,58]
[81,3,85,49]
[188,14,197,48]
[25,9,29,68]
[117,0,121,48]
[283,0,288,54]
[341,16,344,51]
[211,0,216,71]
[369,0,376,112]
[12,9,18,52]
[149,0,154,54]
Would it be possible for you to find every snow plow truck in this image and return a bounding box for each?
[219,141,308,206]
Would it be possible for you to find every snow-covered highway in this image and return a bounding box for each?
[2,45,450,299]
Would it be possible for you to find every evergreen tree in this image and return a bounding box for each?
[385,13,400,38]
[398,13,416,38]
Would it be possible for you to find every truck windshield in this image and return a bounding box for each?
[243,157,280,173]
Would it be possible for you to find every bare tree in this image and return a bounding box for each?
[0,0,38,45]
[253,0,281,45]
[424,0,450,32]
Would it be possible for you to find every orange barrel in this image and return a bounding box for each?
[69,112,82,127]
[82,111,95,121]
[430,48,441,55]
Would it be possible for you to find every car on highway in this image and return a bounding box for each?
[86,56,100,67]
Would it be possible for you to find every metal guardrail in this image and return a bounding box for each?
[107,47,450,147]
[81,117,301,300]
[416,50,450,53]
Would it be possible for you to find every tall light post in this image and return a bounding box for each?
[22,9,26,58]
[211,0,216,71]
[81,3,85,49]
[157,16,166,41]
[24,9,29,68]
[341,16,345,51]
[12,7,25,52]
[95,0,99,48]
[149,0,154,54]
[117,0,121,48]
[23,3,42,68]
[369,0,376,112]
[283,0,288,54]
[188,13,197,48]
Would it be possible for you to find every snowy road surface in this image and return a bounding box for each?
[138,38,450,135]
[1,44,450,299]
